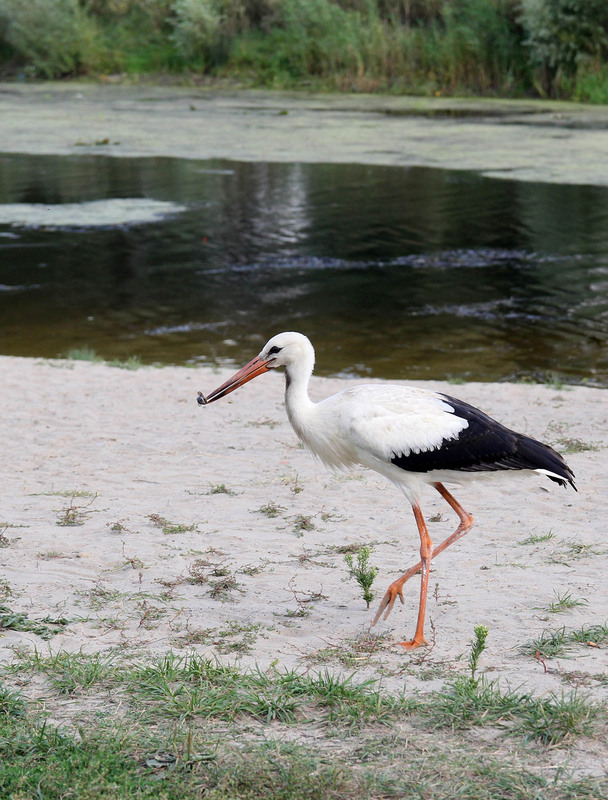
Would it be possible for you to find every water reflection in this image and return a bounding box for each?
[0,153,607,384]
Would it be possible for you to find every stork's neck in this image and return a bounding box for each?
[283,355,316,440]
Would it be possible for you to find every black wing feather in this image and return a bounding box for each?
[390,394,576,490]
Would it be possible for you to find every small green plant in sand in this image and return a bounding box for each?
[334,542,368,554]
[284,606,311,619]
[37,551,64,561]
[207,483,237,496]
[309,631,391,670]
[107,519,136,535]
[214,621,262,654]
[0,579,13,601]
[238,563,265,577]
[55,493,98,526]
[208,574,241,601]
[468,625,489,683]
[560,669,608,688]
[75,582,124,612]
[148,514,197,536]
[137,600,167,630]
[292,514,315,537]
[0,526,13,548]
[545,421,600,454]
[187,559,210,585]
[524,626,568,659]
[282,472,304,494]
[0,606,69,640]
[282,579,326,619]
[344,546,378,608]
[183,558,243,600]
[255,502,286,518]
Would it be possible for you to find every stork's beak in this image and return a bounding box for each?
[198,355,271,405]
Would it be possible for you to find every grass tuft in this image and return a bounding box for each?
[522,624,608,659]
[65,346,101,362]
[106,355,144,370]
[514,690,602,745]
[0,683,26,716]
[546,590,589,614]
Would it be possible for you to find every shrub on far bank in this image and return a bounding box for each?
[521,0,608,97]
[0,0,606,102]
[0,0,102,77]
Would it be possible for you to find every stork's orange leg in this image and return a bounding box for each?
[398,505,432,649]
[371,483,474,638]
[433,482,475,530]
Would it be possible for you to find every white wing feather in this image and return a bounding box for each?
[340,386,468,462]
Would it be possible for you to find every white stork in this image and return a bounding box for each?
[198,331,576,650]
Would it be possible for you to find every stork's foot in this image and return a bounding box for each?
[371,562,423,625]
[398,636,430,651]
[370,581,406,626]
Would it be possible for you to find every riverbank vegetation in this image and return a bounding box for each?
[0,0,607,101]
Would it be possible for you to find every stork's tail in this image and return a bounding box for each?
[514,434,576,491]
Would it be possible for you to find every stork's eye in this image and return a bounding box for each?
[268,345,282,355]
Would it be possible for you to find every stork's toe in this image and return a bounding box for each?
[371,582,406,625]
[399,636,430,651]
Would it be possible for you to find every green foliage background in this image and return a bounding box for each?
[0,0,607,100]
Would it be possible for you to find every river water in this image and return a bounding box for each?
[1,153,607,384]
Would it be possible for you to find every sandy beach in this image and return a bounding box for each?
[1,355,606,709]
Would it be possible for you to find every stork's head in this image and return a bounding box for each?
[199,332,314,405]
[258,331,314,369]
